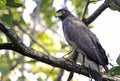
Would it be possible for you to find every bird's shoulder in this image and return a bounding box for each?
[63,16,87,30]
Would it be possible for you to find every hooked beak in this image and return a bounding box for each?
[55,13,61,21]
[55,13,60,17]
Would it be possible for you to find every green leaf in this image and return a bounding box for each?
[6,0,23,8]
[1,14,13,27]
[0,0,6,9]
[116,54,120,65]
[108,0,120,12]
[109,66,120,76]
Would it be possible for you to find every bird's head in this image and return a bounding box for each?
[55,9,72,21]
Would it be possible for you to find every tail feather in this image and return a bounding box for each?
[89,68,102,81]
[88,60,103,81]
[89,69,102,81]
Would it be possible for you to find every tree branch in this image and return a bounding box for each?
[83,0,120,25]
[107,0,120,7]
[82,0,90,21]
[0,20,120,81]
[83,1,109,25]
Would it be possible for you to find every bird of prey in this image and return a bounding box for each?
[56,9,108,81]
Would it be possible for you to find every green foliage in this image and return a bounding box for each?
[0,0,6,9]
[6,0,23,8]
[1,14,13,27]
[34,31,60,54]
[117,54,120,65]
[71,0,86,18]
[40,0,55,26]
[109,66,120,76]
[109,55,120,76]
[0,0,60,80]
[0,0,25,28]
[0,55,9,75]
[107,0,120,12]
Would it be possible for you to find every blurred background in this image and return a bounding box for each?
[0,0,120,81]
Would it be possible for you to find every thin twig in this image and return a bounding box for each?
[16,23,51,55]
[82,0,90,21]
[45,67,55,80]
[83,1,109,25]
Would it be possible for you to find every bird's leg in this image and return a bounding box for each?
[64,49,78,63]
[81,55,93,79]
[82,55,85,65]
[66,49,73,55]
[62,49,73,59]
[66,49,79,81]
